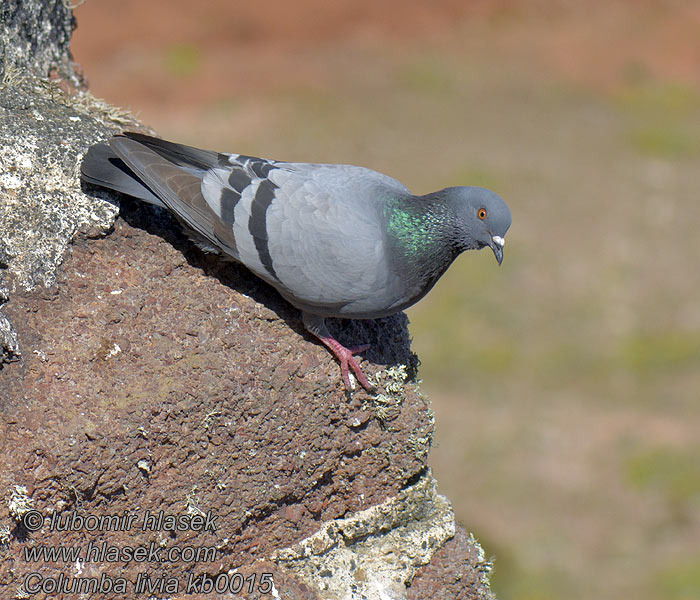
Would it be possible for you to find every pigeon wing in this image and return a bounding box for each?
[108,135,241,257]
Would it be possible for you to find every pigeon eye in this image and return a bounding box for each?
[478,208,487,220]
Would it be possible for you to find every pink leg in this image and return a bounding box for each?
[317,336,373,391]
[303,313,375,392]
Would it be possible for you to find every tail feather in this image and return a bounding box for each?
[120,132,222,172]
[108,135,233,255]
[81,142,165,206]
[81,133,239,259]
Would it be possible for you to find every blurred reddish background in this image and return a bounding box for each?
[71,3,700,600]
[73,1,700,134]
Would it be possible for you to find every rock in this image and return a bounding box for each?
[0,0,78,85]
[0,2,495,598]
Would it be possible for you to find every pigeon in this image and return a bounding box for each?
[81,133,512,391]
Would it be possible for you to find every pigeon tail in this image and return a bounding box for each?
[303,313,374,392]
[81,142,165,206]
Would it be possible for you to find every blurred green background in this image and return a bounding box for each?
[73,1,700,598]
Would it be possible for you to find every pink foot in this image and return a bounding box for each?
[302,312,376,392]
[319,337,374,391]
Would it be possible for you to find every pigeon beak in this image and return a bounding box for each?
[490,235,505,265]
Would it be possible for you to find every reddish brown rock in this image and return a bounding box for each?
[0,2,495,597]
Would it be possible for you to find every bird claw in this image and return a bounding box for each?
[302,313,376,393]
[318,337,375,392]
[341,351,375,392]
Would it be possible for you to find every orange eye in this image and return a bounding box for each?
[478,208,487,220]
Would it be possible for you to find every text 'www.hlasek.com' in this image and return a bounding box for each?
[17,508,275,596]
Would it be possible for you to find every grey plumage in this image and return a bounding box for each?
[81,133,512,390]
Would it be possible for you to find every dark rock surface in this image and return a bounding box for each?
[0,0,78,83]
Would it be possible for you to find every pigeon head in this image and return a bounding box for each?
[445,186,512,265]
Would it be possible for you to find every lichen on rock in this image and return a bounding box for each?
[273,471,456,599]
